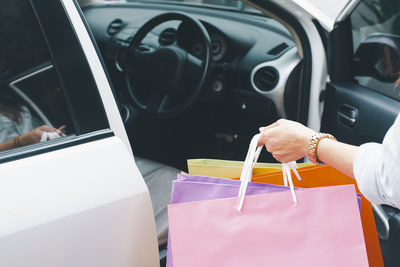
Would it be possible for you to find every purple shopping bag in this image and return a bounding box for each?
[177,173,289,189]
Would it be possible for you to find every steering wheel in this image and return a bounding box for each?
[124,12,211,117]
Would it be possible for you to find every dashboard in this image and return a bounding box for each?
[83,2,302,119]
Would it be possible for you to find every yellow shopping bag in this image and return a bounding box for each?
[187,158,313,178]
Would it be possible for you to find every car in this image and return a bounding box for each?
[1,0,399,266]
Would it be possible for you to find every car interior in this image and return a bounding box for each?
[81,1,306,172]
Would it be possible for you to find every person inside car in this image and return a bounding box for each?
[0,92,65,152]
[258,78,400,209]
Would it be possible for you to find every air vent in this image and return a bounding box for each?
[107,19,125,35]
[159,28,177,46]
[252,66,279,92]
[267,42,289,55]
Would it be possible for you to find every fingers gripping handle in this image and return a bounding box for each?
[237,134,301,212]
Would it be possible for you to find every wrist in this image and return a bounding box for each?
[307,133,336,164]
[301,130,317,158]
[18,134,29,147]
[13,136,21,148]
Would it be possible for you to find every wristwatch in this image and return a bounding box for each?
[307,133,336,164]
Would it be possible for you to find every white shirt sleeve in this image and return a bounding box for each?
[353,113,400,208]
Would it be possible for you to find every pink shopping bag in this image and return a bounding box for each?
[168,185,367,267]
[167,134,369,267]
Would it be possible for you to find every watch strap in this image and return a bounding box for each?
[307,133,336,164]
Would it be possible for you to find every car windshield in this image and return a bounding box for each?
[122,0,261,14]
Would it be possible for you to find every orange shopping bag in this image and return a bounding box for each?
[237,165,383,267]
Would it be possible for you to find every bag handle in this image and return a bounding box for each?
[237,134,301,212]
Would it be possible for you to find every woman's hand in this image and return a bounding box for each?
[258,119,316,163]
[19,125,65,146]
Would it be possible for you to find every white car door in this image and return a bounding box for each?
[0,1,159,266]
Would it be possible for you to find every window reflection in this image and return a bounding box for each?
[0,1,73,153]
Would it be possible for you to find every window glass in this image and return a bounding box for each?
[0,2,74,152]
[351,0,400,100]
[351,0,400,50]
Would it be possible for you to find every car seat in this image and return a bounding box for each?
[135,156,180,246]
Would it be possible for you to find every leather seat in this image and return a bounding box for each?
[135,156,180,246]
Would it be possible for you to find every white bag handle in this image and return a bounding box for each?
[237,134,301,212]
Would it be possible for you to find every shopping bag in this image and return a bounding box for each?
[168,134,369,267]
[243,165,383,267]
[187,158,313,178]
[166,174,294,267]
[177,172,361,209]
[177,173,290,189]
[169,185,367,267]
[167,173,362,267]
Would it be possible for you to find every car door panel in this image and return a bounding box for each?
[0,194,151,267]
[0,0,159,265]
[319,2,400,263]
[321,82,400,145]
[0,136,159,266]
[321,65,400,267]
[322,82,400,266]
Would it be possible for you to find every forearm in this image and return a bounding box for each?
[0,138,17,152]
[0,133,36,152]
[258,119,360,178]
[316,138,359,178]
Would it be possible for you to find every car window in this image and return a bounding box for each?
[351,0,400,100]
[0,2,74,152]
